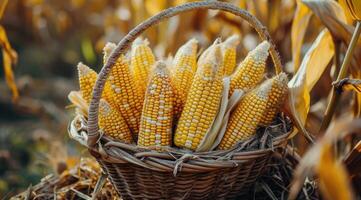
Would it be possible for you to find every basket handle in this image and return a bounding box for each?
[87,1,283,147]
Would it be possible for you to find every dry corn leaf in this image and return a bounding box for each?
[289,117,361,200]
[335,78,361,93]
[291,0,312,72]
[333,78,361,117]
[0,11,19,102]
[344,141,361,176]
[317,143,354,200]
[68,91,88,117]
[210,88,244,150]
[145,0,167,16]
[303,0,351,41]
[267,0,281,33]
[338,0,357,23]
[0,0,8,19]
[339,0,361,21]
[288,29,334,136]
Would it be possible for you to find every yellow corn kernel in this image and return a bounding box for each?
[229,41,270,96]
[138,61,174,147]
[220,35,240,76]
[77,62,116,107]
[259,73,288,126]
[103,43,144,136]
[99,99,133,143]
[174,44,223,151]
[218,76,276,150]
[130,38,156,94]
[171,39,198,118]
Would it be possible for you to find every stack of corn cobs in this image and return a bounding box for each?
[68,35,288,152]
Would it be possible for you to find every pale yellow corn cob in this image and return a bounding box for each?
[77,63,116,108]
[229,41,270,96]
[138,61,174,147]
[99,99,133,143]
[130,38,156,94]
[103,42,144,136]
[220,35,240,76]
[174,45,223,150]
[218,77,277,150]
[171,39,198,117]
[259,73,288,126]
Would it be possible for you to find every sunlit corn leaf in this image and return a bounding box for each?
[288,29,334,133]
[0,25,19,102]
[289,117,361,200]
[339,0,361,21]
[291,0,312,72]
[317,143,354,200]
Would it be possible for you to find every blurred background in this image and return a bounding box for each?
[0,0,338,198]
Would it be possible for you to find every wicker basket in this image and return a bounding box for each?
[69,1,293,199]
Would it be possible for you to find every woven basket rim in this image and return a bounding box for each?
[69,116,292,173]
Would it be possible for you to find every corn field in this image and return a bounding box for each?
[1,0,361,199]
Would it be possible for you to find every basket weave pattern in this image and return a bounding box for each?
[70,1,292,199]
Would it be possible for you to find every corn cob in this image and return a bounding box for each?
[138,61,174,147]
[171,39,198,117]
[99,99,133,143]
[174,44,223,150]
[103,42,144,136]
[130,38,156,94]
[259,73,288,126]
[220,35,240,76]
[77,62,116,107]
[229,41,270,96]
[218,76,279,150]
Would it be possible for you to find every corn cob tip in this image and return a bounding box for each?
[99,99,111,116]
[212,37,222,45]
[223,35,240,49]
[154,60,167,70]
[177,38,198,56]
[274,72,288,84]
[198,38,222,64]
[132,37,150,48]
[203,44,222,66]
[256,79,273,100]
[256,72,288,100]
[248,41,270,61]
[103,42,116,55]
[77,62,93,76]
